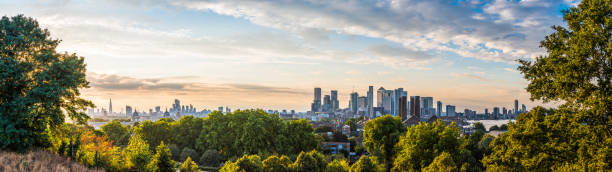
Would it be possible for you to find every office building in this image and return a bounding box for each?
[399,96,408,121]
[367,86,374,111]
[323,95,331,112]
[437,101,442,116]
[377,87,385,108]
[514,99,519,115]
[331,90,339,111]
[410,96,421,118]
[312,87,322,113]
[125,105,132,117]
[446,105,456,117]
[350,92,359,113]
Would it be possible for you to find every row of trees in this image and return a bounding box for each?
[220,150,383,172]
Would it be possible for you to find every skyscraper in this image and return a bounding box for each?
[377,87,385,108]
[155,106,161,113]
[436,101,442,116]
[446,105,456,117]
[367,86,374,113]
[323,95,331,112]
[410,96,421,118]
[173,99,180,113]
[312,87,322,113]
[331,90,339,111]
[421,97,433,117]
[383,90,393,115]
[393,88,405,116]
[125,105,132,117]
[399,96,408,121]
[493,107,500,119]
[109,98,112,114]
[350,92,359,113]
[514,99,519,115]
[522,104,526,113]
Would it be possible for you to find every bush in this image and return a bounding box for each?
[350,155,383,172]
[147,142,176,172]
[219,154,262,172]
[180,147,199,162]
[199,149,221,167]
[326,159,349,172]
[262,155,291,172]
[179,157,199,172]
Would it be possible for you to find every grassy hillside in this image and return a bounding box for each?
[0,150,102,172]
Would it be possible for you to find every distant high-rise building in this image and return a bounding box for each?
[522,104,526,113]
[155,106,161,113]
[410,96,421,118]
[367,86,374,113]
[331,90,339,111]
[421,97,433,117]
[173,99,180,113]
[358,96,367,112]
[446,105,456,117]
[125,105,133,117]
[350,92,359,113]
[514,99,519,115]
[436,101,443,116]
[109,98,113,114]
[502,107,507,118]
[399,96,408,121]
[218,106,223,112]
[383,90,393,114]
[393,88,405,116]
[493,107,500,119]
[485,108,489,115]
[312,87,322,113]
[377,87,385,108]
[323,95,331,112]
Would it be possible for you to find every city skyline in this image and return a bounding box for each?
[0,0,572,112]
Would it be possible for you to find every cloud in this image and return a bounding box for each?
[172,0,572,63]
[504,67,520,73]
[86,72,308,95]
[451,72,490,81]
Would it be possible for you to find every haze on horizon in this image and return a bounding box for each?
[0,0,576,112]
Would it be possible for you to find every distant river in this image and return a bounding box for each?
[466,120,515,130]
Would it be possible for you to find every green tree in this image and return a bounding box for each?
[262,155,291,172]
[484,0,611,170]
[0,15,94,152]
[326,159,349,172]
[344,118,358,132]
[135,119,173,152]
[124,134,152,171]
[392,120,461,172]
[220,154,263,172]
[199,149,221,167]
[422,152,456,172]
[168,144,181,162]
[284,119,320,155]
[148,141,177,172]
[350,156,383,172]
[180,147,199,162]
[171,116,203,151]
[179,157,199,172]
[291,150,327,172]
[101,120,130,147]
[499,124,508,131]
[363,115,405,172]
[473,122,485,132]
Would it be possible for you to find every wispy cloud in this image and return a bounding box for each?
[451,72,490,81]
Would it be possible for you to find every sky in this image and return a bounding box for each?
[1,0,577,112]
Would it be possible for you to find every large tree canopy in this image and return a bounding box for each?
[486,0,612,170]
[0,15,93,151]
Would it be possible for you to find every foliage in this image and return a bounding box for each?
[219,154,262,172]
[0,150,103,172]
[350,156,383,172]
[291,150,327,172]
[147,141,177,172]
[262,155,291,172]
[170,116,203,151]
[422,152,456,172]
[198,110,319,158]
[473,122,485,132]
[76,129,122,170]
[331,131,348,142]
[199,149,221,167]
[344,118,358,131]
[0,15,94,152]
[326,159,349,172]
[392,120,461,172]
[179,157,199,172]
[100,120,130,147]
[168,144,181,162]
[134,119,173,152]
[314,125,333,133]
[499,124,508,131]
[488,125,499,131]
[485,0,612,170]
[180,147,199,162]
[124,133,152,171]
[363,115,405,171]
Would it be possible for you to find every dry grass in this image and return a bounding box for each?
[0,150,103,172]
